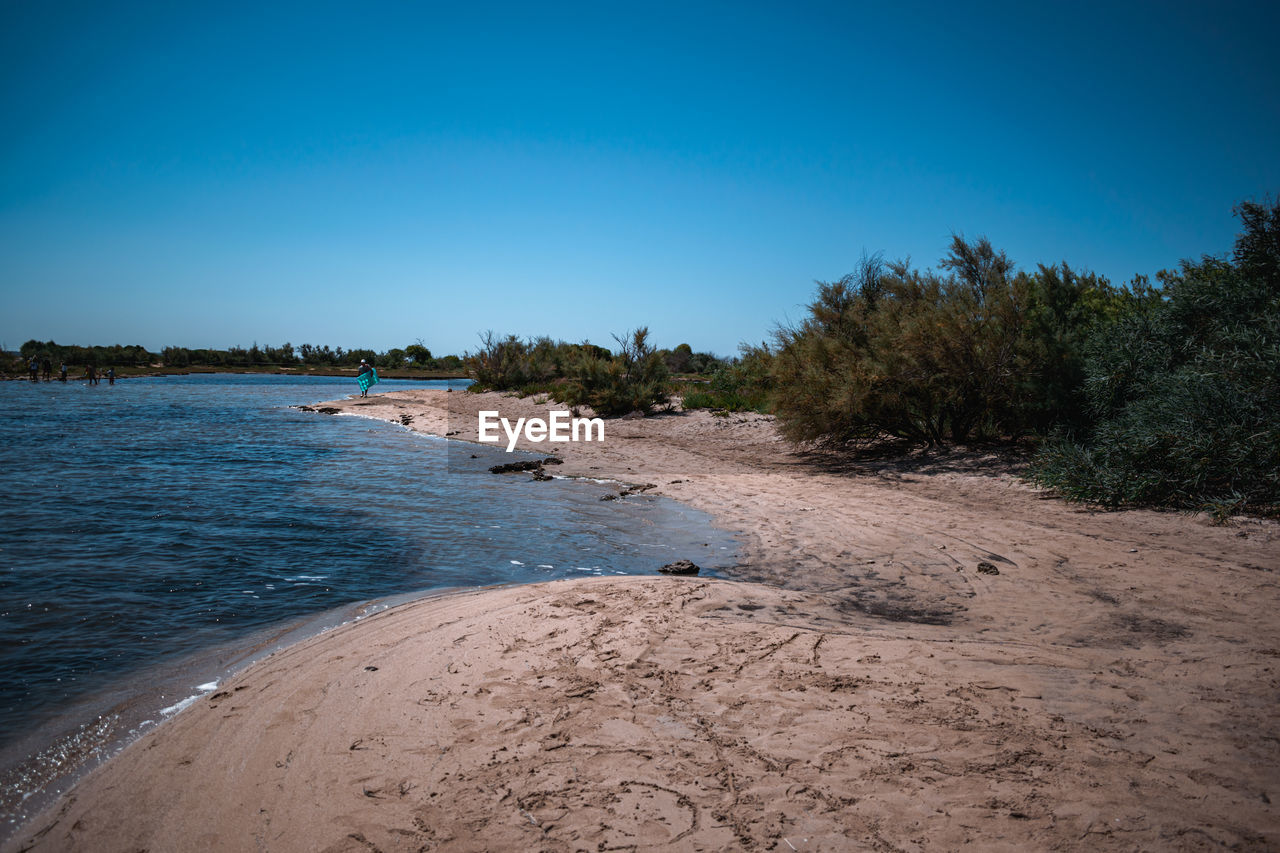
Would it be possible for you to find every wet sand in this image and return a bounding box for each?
[8,389,1279,851]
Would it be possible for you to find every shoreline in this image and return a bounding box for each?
[0,382,734,846]
[0,585,453,843]
[7,388,1279,850]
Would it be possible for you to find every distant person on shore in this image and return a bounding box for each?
[107,367,115,385]
[356,359,375,398]
[41,358,51,381]
[86,365,98,385]
[59,362,67,382]
[29,357,39,382]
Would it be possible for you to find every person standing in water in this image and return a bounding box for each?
[59,362,67,382]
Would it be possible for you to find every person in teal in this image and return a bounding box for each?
[356,359,375,398]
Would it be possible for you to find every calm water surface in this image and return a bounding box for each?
[0,374,736,832]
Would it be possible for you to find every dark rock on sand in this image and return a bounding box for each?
[659,560,701,576]
[977,561,1000,575]
[601,482,657,501]
[489,460,545,474]
[490,458,564,482]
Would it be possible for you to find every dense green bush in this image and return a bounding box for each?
[466,333,610,394]
[466,329,674,416]
[466,333,538,390]
[555,328,672,416]
[1016,263,1138,435]
[1028,200,1280,516]
[770,243,1122,446]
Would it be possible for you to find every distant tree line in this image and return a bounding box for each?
[18,341,154,368]
[12,340,464,373]
[158,341,463,371]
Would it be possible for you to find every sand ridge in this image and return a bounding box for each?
[8,388,1279,851]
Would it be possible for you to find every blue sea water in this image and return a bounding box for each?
[0,374,736,831]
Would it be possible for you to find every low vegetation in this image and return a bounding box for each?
[679,343,774,413]
[466,329,724,417]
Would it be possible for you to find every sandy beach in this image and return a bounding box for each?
[8,389,1279,852]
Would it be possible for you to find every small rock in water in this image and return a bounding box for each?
[976,561,999,575]
[659,560,700,576]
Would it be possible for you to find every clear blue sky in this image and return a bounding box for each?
[2,0,1277,358]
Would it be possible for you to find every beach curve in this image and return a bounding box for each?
[7,389,1279,851]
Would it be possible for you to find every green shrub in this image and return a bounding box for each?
[770,244,1119,447]
[678,389,718,410]
[1028,199,1280,516]
[555,328,672,416]
[466,333,612,394]
[679,343,774,412]
[464,328,685,415]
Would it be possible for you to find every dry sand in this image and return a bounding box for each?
[8,389,1279,852]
